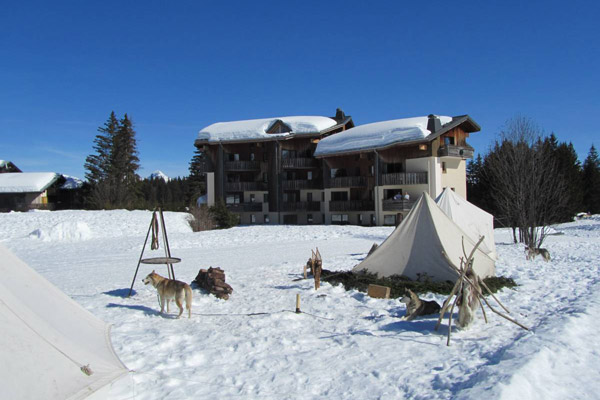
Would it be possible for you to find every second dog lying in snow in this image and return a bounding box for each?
[400,289,441,321]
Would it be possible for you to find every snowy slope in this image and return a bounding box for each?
[1,211,599,399]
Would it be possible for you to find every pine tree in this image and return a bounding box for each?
[188,147,207,205]
[582,145,600,213]
[209,199,239,229]
[111,114,140,208]
[554,141,583,220]
[84,112,119,208]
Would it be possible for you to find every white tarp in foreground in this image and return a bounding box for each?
[353,192,495,282]
[0,243,128,400]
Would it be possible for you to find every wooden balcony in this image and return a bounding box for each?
[326,176,374,188]
[380,172,428,186]
[329,200,374,212]
[382,199,416,212]
[282,158,318,169]
[224,160,261,171]
[438,145,474,159]
[225,181,267,192]
[281,201,321,212]
[226,202,263,212]
[281,179,322,191]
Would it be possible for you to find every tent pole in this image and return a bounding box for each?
[128,209,156,297]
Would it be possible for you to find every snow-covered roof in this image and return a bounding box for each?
[314,116,453,157]
[197,116,338,143]
[0,173,60,193]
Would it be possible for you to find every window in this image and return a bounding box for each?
[385,162,403,174]
[251,215,256,224]
[250,194,255,203]
[371,214,376,225]
[282,150,296,159]
[307,214,313,224]
[442,162,447,173]
[384,214,396,226]
[263,173,268,183]
[307,193,313,202]
[307,171,313,180]
[332,214,349,225]
[263,193,268,203]
[250,153,255,161]
[330,168,338,179]
[444,136,455,146]
[331,191,348,201]
[226,194,241,204]
[264,215,270,223]
[234,153,240,161]
[358,214,363,225]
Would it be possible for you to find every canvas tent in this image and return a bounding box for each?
[353,192,495,282]
[0,243,128,400]
[435,187,497,260]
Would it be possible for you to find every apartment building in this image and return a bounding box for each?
[194,111,479,226]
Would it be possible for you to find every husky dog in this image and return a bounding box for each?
[457,269,481,329]
[525,246,551,262]
[142,271,192,319]
[400,289,441,321]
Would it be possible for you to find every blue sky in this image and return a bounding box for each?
[1,1,598,179]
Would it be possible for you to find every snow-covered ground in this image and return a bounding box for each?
[1,210,599,399]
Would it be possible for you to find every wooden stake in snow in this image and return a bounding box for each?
[296,294,301,314]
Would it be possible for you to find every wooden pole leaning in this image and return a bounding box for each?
[128,209,157,297]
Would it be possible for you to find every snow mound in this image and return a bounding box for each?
[29,221,93,242]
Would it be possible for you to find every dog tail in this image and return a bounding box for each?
[185,285,193,318]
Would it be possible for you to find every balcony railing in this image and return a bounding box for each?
[382,199,416,212]
[224,160,261,171]
[380,172,428,186]
[226,202,263,212]
[225,181,267,192]
[326,176,374,188]
[438,145,474,159]
[281,201,321,212]
[329,200,374,212]
[282,158,318,169]
[281,179,322,190]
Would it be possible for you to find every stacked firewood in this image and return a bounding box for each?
[194,267,233,300]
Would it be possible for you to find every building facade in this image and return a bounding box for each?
[194,111,479,226]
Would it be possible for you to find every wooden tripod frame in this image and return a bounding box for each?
[128,208,178,297]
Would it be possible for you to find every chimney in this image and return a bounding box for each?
[427,114,442,133]
[335,108,346,123]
